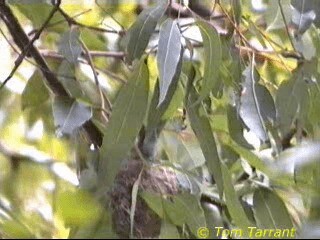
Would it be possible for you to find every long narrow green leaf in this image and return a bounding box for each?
[141,191,206,237]
[276,68,309,137]
[253,187,293,229]
[227,104,252,149]
[126,1,168,63]
[157,19,182,106]
[221,163,252,237]
[239,64,276,142]
[226,140,271,175]
[98,60,149,187]
[146,60,183,132]
[196,21,222,102]
[186,86,223,197]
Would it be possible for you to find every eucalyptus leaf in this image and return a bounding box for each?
[239,65,276,142]
[253,187,293,229]
[141,191,206,236]
[52,96,92,135]
[98,60,149,187]
[57,60,85,99]
[58,28,82,63]
[186,86,223,198]
[292,8,316,35]
[196,20,222,102]
[146,64,184,132]
[126,1,168,63]
[159,221,180,239]
[163,193,206,237]
[221,163,252,237]
[231,0,242,25]
[157,19,182,106]
[265,0,292,31]
[291,0,320,32]
[227,104,252,148]
[276,68,309,137]
[21,70,49,110]
[161,129,206,171]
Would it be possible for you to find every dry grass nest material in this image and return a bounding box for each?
[109,159,181,238]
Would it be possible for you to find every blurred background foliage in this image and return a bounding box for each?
[1,0,320,239]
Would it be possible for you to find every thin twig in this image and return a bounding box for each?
[94,0,125,31]
[28,9,92,36]
[40,49,125,59]
[278,0,296,52]
[80,39,111,123]
[57,7,125,36]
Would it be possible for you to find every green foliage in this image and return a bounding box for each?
[98,59,149,187]
[157,18,183,106]
[2,0,320,239]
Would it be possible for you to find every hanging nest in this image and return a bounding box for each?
[109,158,181,238]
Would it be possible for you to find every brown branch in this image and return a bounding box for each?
[40,49,126,60]
[0,1,103,146]
[0,0,68,96]
[0,0,61,90]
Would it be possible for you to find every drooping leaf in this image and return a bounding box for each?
[276,68,309,137]
[141,191,206,236]
[239,64,276,142]
[58,27,82,63]
[52,96,92,135]
[293,29,317,60]
[275,141,320,173]
[139,57,184,160]
[159,221,180,239]
[161,129,206,171]
[126,1,168,63]
[225,140,271,176]
[265,0,292,31]
[196,20,222,102]
[291,8,316,35]
[227,104,252,148]
[186,86,223,197]
[157,19,182,106]
[231,0,242,25]
[253,187,293,229]
[291,0,320,33]
[21,70,49,110]
[146,64,184,132]
[98,60,149,187]
[221,163,252,237]
[140,191,164,218]
[57,60,85,99]
[162,193,206,237]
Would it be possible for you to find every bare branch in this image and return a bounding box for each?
[80,39,111,123]
[40,49,126,60]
